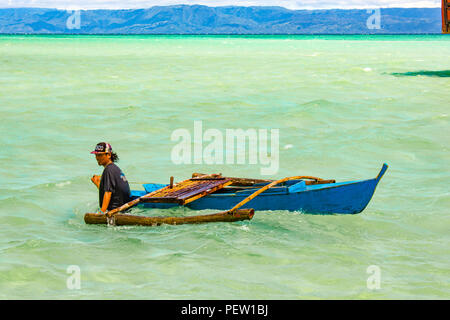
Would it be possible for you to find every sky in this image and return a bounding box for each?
[0,0,442,10]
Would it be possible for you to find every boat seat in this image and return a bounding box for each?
[143,183,167,193]
[288,181,307,193]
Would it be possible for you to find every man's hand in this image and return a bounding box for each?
[91,175,101,188]
[96,208,107,215]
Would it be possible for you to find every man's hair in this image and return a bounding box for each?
[111,152,119,162]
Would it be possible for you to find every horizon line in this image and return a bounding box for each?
[0,5,442,11]
[0,33,444,35]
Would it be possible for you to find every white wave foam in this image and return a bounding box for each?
[56,181,71,187]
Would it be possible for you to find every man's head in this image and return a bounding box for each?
[91,142,118,166]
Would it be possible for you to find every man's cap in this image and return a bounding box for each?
[90,142,113,154]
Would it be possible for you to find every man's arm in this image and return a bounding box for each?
[91,175,101,189]
[100,191,112,213]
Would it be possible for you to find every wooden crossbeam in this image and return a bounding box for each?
[192,173,335,187]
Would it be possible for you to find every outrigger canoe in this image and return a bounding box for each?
[84,164,387,227]
[131,163,388,215]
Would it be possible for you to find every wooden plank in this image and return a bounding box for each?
[175,179,231,200]
[192,173,273,186]
[190,173,223,180]
[305,179,336,185]
[140,197,184,204]
[140,177,232,205]
[142,179,199,199]
[183,180,233,205]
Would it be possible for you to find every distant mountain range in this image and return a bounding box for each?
[0,6,442,34]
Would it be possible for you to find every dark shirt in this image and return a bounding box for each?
[99,163,131,210]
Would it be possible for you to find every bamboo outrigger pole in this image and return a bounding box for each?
[84,209,255,226]
[226,176,325,213]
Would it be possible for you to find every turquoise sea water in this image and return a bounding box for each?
[0,35,449,299]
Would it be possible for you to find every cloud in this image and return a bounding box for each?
[0,0,441,10]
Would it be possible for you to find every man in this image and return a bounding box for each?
[90,142,131,214]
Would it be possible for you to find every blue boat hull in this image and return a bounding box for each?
[131,164,388,215]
